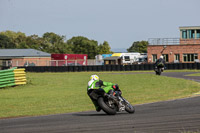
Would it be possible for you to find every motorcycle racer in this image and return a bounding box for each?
[87,75,119,112]
[155,55,165,70]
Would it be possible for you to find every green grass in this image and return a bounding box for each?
[0,71,200,118]
[165,70,200,72]
[186,73,200,76]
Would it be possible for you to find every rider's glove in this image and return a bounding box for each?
[112,84,119,90]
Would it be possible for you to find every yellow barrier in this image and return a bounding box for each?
[0,68,27,88]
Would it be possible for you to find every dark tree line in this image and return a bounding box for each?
[0,31,113,59]
[0,30,149,59]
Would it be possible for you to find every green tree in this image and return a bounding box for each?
[67,36,99,59]
[98,41,113,54]
[127,41,148,53]
[0,34,16,48]
[42,32,68,53]
[0,30,26,48]
[0,30,113,57]
[24,35,41,49]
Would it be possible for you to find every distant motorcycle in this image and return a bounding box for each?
[154,63,165,75]
[97,90,135,115]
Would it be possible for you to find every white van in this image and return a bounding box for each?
[121,53,140,64]
[136,53,147,64]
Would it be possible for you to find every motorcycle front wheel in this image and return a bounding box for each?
[155,69,161,75]
[125,103,135,113]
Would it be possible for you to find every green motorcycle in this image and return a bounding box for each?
[97,90,135,115]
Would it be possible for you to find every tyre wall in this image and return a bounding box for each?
[3,63,198,72]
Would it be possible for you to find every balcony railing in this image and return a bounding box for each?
[148,38,180,45]
[148,38,200,45]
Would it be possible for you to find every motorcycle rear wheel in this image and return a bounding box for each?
[97,97,116,115]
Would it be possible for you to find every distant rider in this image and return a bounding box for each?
[155,55,165,70]
[87,75,120,112]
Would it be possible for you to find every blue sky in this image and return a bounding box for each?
[0,0,200,51]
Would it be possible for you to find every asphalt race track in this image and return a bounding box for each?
[0,72,200,133]
[161,72,200,82]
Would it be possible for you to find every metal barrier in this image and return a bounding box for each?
[148,38,200,45]
[1,59,146,67]
[1,59,100,67]
[148,38,180,45]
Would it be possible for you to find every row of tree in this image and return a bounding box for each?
[127,41,148,53]
[0,30,148,59]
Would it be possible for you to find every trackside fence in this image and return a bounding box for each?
[1,63,199,72]
[0,67,27,88]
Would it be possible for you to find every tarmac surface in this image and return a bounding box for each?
[0,72,200,133]
[161,72,200,82]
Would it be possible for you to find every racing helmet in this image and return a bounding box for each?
[160,55,163,59]
[90,75,99,80]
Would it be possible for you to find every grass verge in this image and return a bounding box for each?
[185,73,200,76]
[0,71,200,118]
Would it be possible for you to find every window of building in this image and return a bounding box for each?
[183,54,198,62]
[174,54,180,61]
[152,54,157,62]
[182,30,187,39]
[197,30,200,38]
[110,60,116,65]
[188,30,192,38]
[162,54,169,62]
[187,30,195,39]
[104,60,109,65]
[182,29,200,39]
[191,30,195,38]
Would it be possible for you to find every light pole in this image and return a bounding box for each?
[161,45,167,54]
